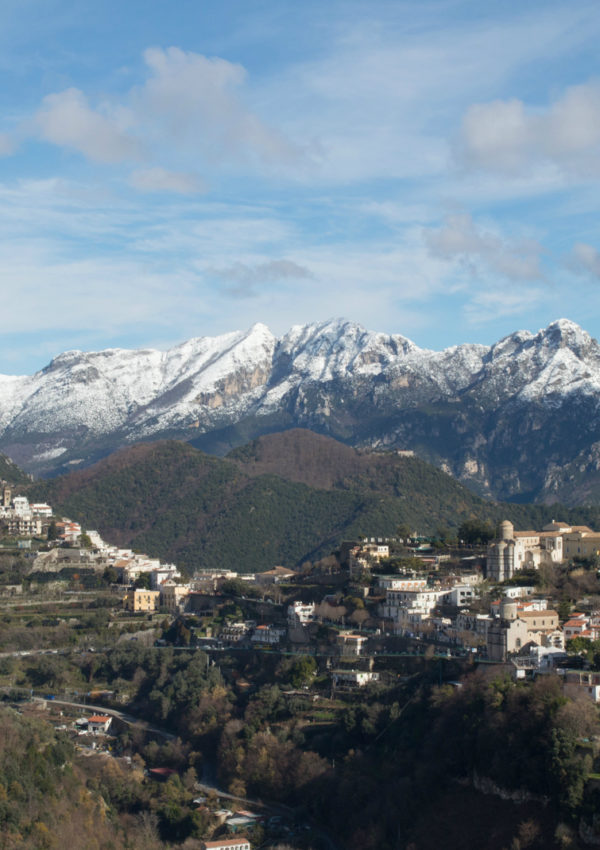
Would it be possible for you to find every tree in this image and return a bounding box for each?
[134,573,151,590]
[47,521,58,541]
[396,523,412,541]
[289,655,316,688]
[458,519,495,545]
[103,566,118,584]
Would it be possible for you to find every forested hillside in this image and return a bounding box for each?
[25,431,600,573]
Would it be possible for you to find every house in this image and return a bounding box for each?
[55,520,82,543]
[332,669,379,688]
[87,715,112,734]
[151,565,182,589]
[287,601,316,625]
[441,584,476,607]
[250,625,286,645]
[563,671,600,703]
[122,589,160,613]
[160,581,190,612]
[336,631,368,656]
[201,838,251,850]
[221,622,252,644]
[30,503,52,518]
[226,816,258,833]
[376,577,427,592]
[381,587,446,625]
[255,566,297,585]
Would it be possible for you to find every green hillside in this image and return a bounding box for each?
[25,430,600,573]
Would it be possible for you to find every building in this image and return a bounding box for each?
[221,622,252,644]
[160,581,190,613]
[336,631,368,656]
[151,565,182,589]
[376,577,427,592]
[563,671,600,704]
[201,838,251,850]
[287,601,316,625]
[381,588,445,622]
[563,530,600,560]
[30,503,53,518]
[87,715,112,734]
[486,520,565,581]
[332,669,379,688]
[5,515,42,537]
[255,566,297,585]
[123,589,160,613]
[250,625,286,645]
[487,598,562,662]
[441,585,476,607]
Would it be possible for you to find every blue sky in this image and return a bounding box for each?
[1,0,600,373]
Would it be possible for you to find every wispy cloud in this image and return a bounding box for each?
[568,242,600,279]
[208,258,313,298]
[425,213,542,281]
[128,167,207,195]
[464,288,545,325]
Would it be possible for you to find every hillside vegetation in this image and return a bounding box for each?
[0,452,30,485]
[24,430,600,573]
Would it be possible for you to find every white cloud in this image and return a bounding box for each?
[568,242,600,279]
[36,87,141,163]
[137,46,302,167]
[459,81,600,176]
[425,213,542,280]
[128,167,207,194]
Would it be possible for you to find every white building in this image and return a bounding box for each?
[376,577,427,592]
[30,503,52,518]
[441,585,476,607]
[287,601,316,625]
[332,669,379,688]
[381,588,445,621]
[12,496,30,517]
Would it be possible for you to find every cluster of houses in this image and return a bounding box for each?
[0,482,86,545]
[0,484,52,538]
[121,565,298,616]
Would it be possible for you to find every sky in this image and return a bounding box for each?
[1,0,600,373]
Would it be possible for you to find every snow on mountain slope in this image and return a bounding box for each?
[1,317,600,501]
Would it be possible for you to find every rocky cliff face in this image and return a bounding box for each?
[1,317,599,503]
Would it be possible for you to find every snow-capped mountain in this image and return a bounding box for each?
[1,317,600,503]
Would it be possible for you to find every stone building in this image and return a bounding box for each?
[487,520,565,581]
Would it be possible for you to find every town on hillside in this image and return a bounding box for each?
[4,475,600,847]
[3,476,600,700]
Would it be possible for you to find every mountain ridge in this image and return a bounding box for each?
[2,318,600,503]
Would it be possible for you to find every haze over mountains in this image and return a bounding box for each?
[2,317,600,504]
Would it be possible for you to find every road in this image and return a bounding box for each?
[38,697,177,740]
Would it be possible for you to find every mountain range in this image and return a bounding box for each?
[2,317,600,503]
